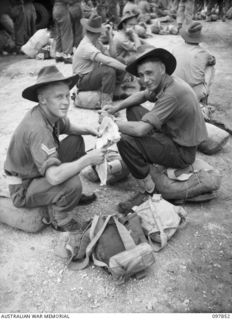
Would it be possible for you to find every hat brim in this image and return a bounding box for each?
[81,18,103,33]
[126,48,176,77]
[118,13,139,30]
[22,74,80,102]
[180,29,205,44]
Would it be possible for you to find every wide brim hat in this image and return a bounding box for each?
[80,13,103,33]
[118,12,139,30]
[22,65,79,102]
[180,22,205,44]
[126,44,176,77]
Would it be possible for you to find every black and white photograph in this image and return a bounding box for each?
[0,0,231,316]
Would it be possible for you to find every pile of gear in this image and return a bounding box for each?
[55,194,187,284]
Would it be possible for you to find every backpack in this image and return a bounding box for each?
[133,194,187,251]
[67,213,155,283]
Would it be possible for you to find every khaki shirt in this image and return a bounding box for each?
[111,30,137,63]
[73,35,103,76]
[141,75,208,147]
[4,105,70,179]
[172,43,215,87]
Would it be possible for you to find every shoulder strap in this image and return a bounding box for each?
[69,214,112,271]
[113,217,136,250]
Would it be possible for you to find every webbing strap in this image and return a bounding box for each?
[148,197,168,250]
[69,215,112,271]
[113,217,136,250]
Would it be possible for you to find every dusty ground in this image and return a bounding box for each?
[0,21,232,314]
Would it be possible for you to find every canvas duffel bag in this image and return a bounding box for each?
[198,123,229,155]
[74,90,101,109]
[150,159,221,202]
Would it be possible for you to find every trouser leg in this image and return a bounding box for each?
[59,10,73,55]
[206,0,216,16]
[69,3,83,48]
[24,3,36,41]
[117,105,196,179]
[177,0,185,25]
[10,4,26,49]
[218,0,226,18]
[78,65,117,95]
[184,0,194,25]
[0,14,14,37]
[53,3,73,55]
[23,136,85,227]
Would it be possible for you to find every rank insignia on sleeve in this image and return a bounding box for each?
[41,144,56,155]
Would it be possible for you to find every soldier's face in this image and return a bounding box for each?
[137,60,165,92]
[124,17,137,33]
[41,82,70,120]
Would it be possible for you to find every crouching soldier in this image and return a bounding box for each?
[4,65,105,232]
[102,45,208,214]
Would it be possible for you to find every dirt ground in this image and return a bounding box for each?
[0,21,232,314]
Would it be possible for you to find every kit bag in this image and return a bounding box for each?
[74,90,101,109]
[0,198,48,233]
[133,194,187,251]
[150,158,221,202]
[198,123,229,155]
[68,213,155,282]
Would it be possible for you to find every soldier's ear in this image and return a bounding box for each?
[38,93,46,104]
[160,62,166,75]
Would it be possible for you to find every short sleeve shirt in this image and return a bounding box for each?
[141,76,207,147]
[72,35,102,75]
[172,43,214,87]
[111,31,137,62]
[4,106,70,179]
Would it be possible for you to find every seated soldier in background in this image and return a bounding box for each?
[72,13,127,107]
[4,65,106,232]
[110,13,142,64]
[102,45,207,214]
[176,0,194,30]
[172,22,216,104]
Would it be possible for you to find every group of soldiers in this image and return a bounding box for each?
[0,0,232,56]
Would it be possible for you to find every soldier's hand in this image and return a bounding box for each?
[88,126,101,137]
[101,104,117,114]
[87,148,107,165]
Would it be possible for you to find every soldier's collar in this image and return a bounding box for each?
[148,75,173,101]
[38,105,58,129]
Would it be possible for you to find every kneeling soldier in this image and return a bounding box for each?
[4,65,105,231]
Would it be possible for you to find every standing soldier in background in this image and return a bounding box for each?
[69,0,83,50]
[23,0,36,42]
[53,0,73,64]
[176,0,194,31]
